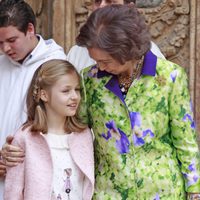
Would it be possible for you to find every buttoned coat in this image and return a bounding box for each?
[4,127,94,200]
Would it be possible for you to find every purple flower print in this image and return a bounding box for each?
[129,112,142,129]
[143,129,155,138]
[102,120,130,154]
[116,128,130,154]
[188,162,196,171]
[133,128,154,147]
[153,193,160,200]
[133,133,145,146]
[105,120,118,131]
[170,70,177,83]
[87,65,98,78]
[102,120,118,140]
[183,113,196,129]
[183,160,200,187]
[101,129,112,140]
[129,111,155,146]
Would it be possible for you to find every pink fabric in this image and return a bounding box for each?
[4,127,94,200]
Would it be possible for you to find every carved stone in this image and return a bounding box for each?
[192,0,200,139]
[141,0,190,70]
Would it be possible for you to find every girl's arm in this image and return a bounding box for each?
[4,130,25,200]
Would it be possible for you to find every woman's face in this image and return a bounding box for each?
[88,47,133,75]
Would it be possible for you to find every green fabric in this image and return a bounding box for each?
[80,58,200,200]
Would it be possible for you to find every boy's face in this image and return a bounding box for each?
[0,24,35,62]
[93,0,124,10]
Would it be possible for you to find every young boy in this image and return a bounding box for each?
[0,1,66,198]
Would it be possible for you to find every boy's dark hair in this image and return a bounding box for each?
[0,0,36,34]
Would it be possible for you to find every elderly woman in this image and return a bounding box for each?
[76,4,200,200]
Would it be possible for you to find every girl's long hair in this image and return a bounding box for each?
[24,59,87,133]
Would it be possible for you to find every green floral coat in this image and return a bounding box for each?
[80,51,200,200]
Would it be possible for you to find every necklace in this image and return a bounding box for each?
[118,56,144,96]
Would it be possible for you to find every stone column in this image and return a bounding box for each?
[191,0,200,136]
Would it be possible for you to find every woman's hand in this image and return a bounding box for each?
[1,136,25,167]
[0,157,6,177]
[187,193,200,200]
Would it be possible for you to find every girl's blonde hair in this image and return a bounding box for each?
[24,59,87,133]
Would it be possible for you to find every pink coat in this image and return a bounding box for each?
[4,127,94,200]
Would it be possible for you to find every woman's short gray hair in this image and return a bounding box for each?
[76,4,151,64]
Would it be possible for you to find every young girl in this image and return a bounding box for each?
[4,59,94,200]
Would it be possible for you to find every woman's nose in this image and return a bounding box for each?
[97,62,106,71]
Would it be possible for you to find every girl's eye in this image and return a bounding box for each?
[62,90,70,93]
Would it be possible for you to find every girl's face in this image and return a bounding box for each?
[43,72,81,120]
